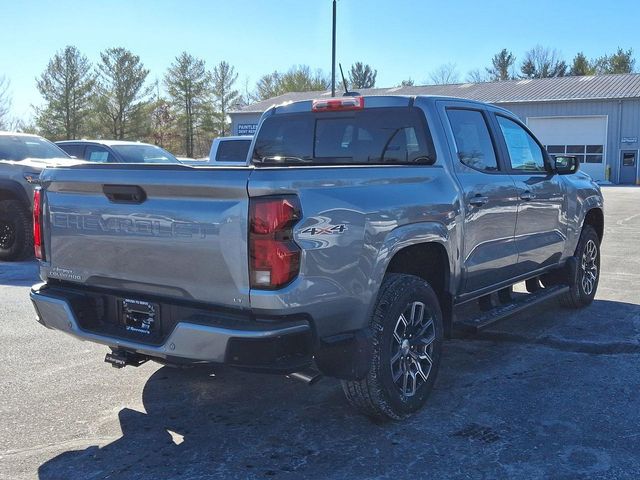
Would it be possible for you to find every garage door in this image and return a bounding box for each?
[527,116,607,182]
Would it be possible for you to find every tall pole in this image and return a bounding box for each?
[331,0,336,97]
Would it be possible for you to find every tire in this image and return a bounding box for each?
[561,225,600,309]
[341,274,444,420]
[0,200,33,261]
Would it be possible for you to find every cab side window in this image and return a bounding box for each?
[496,116,546,172]
[446,109,499,172]
[59,144,85,159]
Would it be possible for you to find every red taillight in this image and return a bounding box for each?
[249,197,301,289]
[33,188,45,261]
[312,96,364,112]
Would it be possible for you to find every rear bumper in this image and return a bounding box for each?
[30,283,313,372]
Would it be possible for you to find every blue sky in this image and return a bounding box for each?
[1,0,639,120]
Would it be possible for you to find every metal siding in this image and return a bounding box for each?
[509,99,640,183]
[618,99,640,183]
[502,100,623,182]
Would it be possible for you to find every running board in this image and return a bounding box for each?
[454,285,570,333]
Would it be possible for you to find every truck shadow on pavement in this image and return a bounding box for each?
[0,260,39,286]
[37,298,640,479]
[38,365,386,479]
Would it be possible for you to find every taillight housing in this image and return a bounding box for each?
[249,196,301,289]
[33,187,45,261]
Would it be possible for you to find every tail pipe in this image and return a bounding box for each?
[287,369,323,386]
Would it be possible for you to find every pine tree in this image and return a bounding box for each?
[569,52,594,76]
[35,46,95,140]
[594,48,635,74]
[348,62,377,89]
[255,66,329,100]
[486,49,516,81]
[95,47,152,139]
[164,52,211,157]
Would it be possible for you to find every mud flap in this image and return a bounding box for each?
[566,256,578,286]
[314,329,373,380]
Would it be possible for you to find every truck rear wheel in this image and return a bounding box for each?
[561,225,600,309]
[341,274,444,420]
[0,200,32,261]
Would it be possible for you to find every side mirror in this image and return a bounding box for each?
[554,155,579,175]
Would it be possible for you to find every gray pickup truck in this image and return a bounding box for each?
[0,132,81,261]
[30,95,604,420]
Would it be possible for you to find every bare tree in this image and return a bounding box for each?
[429,63,459,85]
[237,77,254,107]
[0,76,10,129]
[211,61,239,136]
[398,78,415,87]
[147,79,175,150]
[466,69,488,83]
[520,45,567,78]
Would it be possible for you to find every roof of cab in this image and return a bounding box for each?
[264,94,512,117]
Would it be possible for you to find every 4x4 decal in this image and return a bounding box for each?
[300,224,347,236]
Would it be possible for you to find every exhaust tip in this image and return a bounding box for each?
[287,369,323,386]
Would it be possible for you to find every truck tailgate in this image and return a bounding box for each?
[39,166,251,307]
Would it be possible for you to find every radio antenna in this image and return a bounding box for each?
[339,63,349,95]
[339,64,360,97]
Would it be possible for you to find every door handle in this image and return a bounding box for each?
[103,184,147,204]
[469,194,489,207]
[520,190,536,201]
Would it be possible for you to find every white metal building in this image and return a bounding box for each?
[230,73,640,184]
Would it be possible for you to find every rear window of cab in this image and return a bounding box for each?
[252,107,436,166]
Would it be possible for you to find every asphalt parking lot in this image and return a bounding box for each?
[1,186,639,480]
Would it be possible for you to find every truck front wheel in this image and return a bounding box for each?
[561,225,600,309]
[342,274,444,420]
[0,200,33,262]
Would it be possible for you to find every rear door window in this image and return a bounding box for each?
[252,107,435,165]
[446,109,499,172]
[85,145,114,163]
